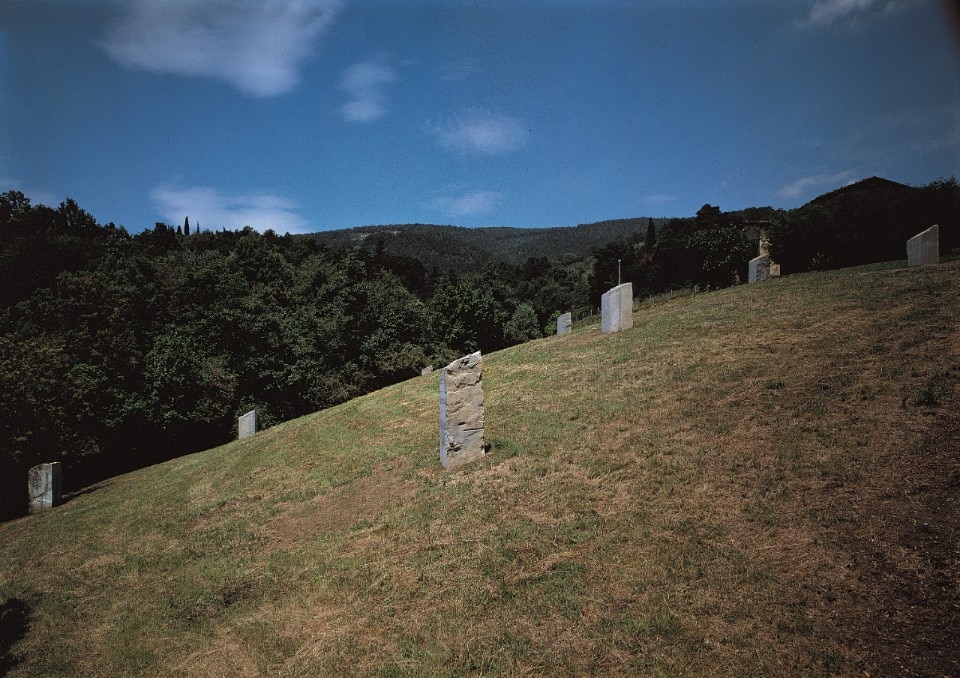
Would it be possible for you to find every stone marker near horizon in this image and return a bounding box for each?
[907,224,939,267]
[28,462,62,514]
[749,254,771,284]
[600,282,633,334]
[439,351,485,469]
[556,312,572,336]
[238,410,257,439]
[421,365,434,376]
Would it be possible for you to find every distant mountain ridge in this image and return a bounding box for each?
[303,175,952,269]
[305,218,670,265]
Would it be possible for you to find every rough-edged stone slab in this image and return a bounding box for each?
[907,224,939,267]
[421,365,434,376]
[556,312,572,336]
[439,351,485,469]
[601,283,633,334]
[749,254,770,283]
[238,410,257,439]
[28,462,62,514]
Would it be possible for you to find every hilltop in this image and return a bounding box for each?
[1,258,957,676]
[304,218,670,267]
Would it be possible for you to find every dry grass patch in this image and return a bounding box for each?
[1,260,958,676]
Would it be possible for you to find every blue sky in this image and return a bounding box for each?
[2,0,958,234]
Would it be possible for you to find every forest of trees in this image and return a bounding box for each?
[1,176,956,518]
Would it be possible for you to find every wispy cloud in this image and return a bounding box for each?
[100,0,342,98]
[800,0,919,28]
[151,185,310,233]
[430,110,529,155]
[778,170,860,200]
[427,189,503,218]
[337,59,398,123]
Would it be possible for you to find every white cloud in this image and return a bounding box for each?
[100,0,342,98]
[337,59,397,123]
[777,170,860,200]
[431,110,529,155]
[151,185,310,233]
[427,189,503,218]
[800,0,918,28]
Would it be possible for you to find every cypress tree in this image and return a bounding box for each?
[184,216,190,236]
[645,217,657,250]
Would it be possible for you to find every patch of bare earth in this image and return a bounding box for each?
[823,385,960,676]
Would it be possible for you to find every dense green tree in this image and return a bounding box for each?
[503,303,541,344]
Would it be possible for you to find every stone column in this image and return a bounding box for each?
[238,410,257,439]
[439,351,485,469]
[28,462,62,514]
[556,312,572,336]
[749,254,770,283]
[601,282,633,334]
[907,224,939,267]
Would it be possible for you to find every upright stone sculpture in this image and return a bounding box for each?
[238,410,257,439]
[749,254,771,283]
[907,224,939,267]
[556,312,572,336]
[600,283,633,334]
[28,462,62,514]
[439,351,485,469]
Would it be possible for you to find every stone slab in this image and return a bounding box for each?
[28,462,62,514]
[749,254,770,283]
[421,365,434,376]
[907,224,939,267]
[600,283,633,334]
[556,312,572,336]
[439,351,485,469]
[238,410,257,439]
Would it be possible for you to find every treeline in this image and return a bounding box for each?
[2,176,956,518]
[0,192,587,518]
[588,177,959,301]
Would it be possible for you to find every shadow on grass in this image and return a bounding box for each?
[0,597,31,674]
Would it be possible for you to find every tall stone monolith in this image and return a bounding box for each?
[907,224,939,267]
[556,312,572,336]
[601,282,633,334]
[28,462,62,515]
[749,254,770,283]
[238,410,257,439]
[439,351,485,469]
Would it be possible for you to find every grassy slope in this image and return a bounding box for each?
[1,260,958,676]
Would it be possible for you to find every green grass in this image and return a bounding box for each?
[2,260,959,676]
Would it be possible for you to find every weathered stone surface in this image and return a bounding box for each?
[749,254,770,283]
[28,462,62,515]
[421,365,434,376]
[556,312,572,336]
[600,283,633,334]
[907,224,939,267]
[439,351,485,469]
[238,410,257,439]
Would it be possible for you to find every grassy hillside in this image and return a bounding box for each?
[2,259,958,676]
[305,218,667,266]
